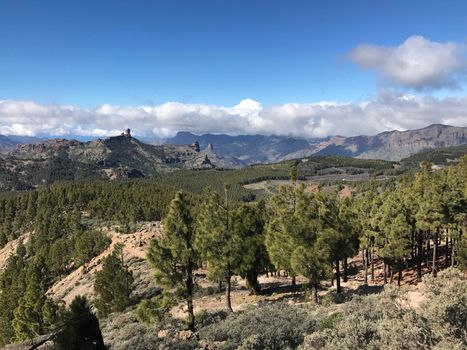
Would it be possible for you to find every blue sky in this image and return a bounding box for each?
[0,0,467,137]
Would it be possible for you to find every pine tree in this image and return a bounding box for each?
[54,295,105,350]
[265,185,304,286]
[457,235,467,271]
[356,189,378,285]
[147,191,198,330]
[0,250,27,346]
[291,242,330,303]
[291,188,331,300]
[196,185,241,312]
[290,163,298,183]
[12,255,51,341]
[376,191,413,286]
[94,244,133,317]
[318,193,359,293]
[230,201,268,295]
[415,170,444,277]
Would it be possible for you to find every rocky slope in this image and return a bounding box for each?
[283,124,467,161]
[0,130,240,190]
[47,223,162,305]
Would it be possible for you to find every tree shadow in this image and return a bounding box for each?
[260,282,303,296]
[351,284,384,296]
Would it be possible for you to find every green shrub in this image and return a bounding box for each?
[136,293,174,325]
[199,303,318,350]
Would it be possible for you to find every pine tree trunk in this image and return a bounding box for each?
[452,237,456,267]
[246,270,260,295]
[225,274,233,312]
[383,261,387,285]
[363,249,368,285]
[186,263,195,332]
[343,256,348,283]
[218,280,223,293]
[370,246,375,282]
[445,231,449,268]
[389,265,393,283]
[397,266,402,287]
[313,282,319,304]
[432,230,438,277]
[417,233,423,282]
[291,275,296,287]
[426,237,430,267]
[335,259,341,293]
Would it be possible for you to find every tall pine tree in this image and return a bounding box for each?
[147,191,198,330]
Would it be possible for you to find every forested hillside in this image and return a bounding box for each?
[0,156,465,349]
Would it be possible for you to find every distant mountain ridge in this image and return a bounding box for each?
[307,124,467,161]
[166,132,318,164]
[0,135,44,150]
[1,124,466,186]
[0,124,466,190]
[0,135,16,150]
[166,124,467,163]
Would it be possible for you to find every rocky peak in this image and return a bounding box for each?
[201,154,215,169]
[191,141,200,152]
[122,128,131,138]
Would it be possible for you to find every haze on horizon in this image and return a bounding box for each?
[1,0,467,139]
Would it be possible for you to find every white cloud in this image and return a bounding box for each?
[348,35,466,90]
[0,94,467,139]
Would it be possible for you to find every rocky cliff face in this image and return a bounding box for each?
[313,124,467,161]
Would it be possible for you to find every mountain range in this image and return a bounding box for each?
[0,135,44,150]
[0,130,240,190]
[165,132,318,164]
[166,124,467,163]
[0,124,466,190]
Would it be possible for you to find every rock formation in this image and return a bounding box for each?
[191,141,200,152]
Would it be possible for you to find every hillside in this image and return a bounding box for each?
[0,130,241,190]
[399,144,467,167]
[311,124,467,161]
[0,153,465,349]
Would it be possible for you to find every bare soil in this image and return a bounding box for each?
[47,222,162,305]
